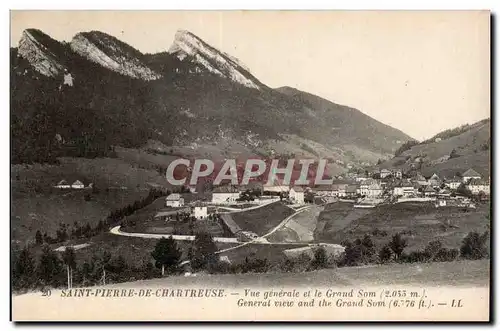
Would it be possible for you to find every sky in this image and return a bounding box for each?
[10,11,490,140]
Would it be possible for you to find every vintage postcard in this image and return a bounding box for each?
[10,10,491,322]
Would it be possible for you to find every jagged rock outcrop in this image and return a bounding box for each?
[17,29,67,77]
[168,30,264,89]
[70,31,161,81]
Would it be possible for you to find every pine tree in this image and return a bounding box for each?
[191,231,218,271]
[388,233,407,260]
[13,246,35,290]
[35,230,43,245]
[151,236,182,276]
[37,245,64,287]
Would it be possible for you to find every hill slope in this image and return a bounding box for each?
[378,118,490,177]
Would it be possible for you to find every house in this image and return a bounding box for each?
[344,185,358,198]
[311,185,338,197]
[462,168,482,183]
[192,205,208,219]
[466,178,490,195]
[359,179,383,197]
[71,180,85,189]
[422,185,437,197]
[427,173,441,187]
[413,173,428,186]
[380,169,392,179]
[444,177,462,190]
[211,186,240,204]
[355,175,369,182]
[289,187,305,204]
[437,187,451,197]
[393,180,417,197]
[54,178,91,189]
[54,180,71,189]
[392,169,403,179]
[165,193,184,207]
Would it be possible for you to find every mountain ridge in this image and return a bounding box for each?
[11,27,413,171]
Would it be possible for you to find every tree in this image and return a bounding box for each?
[13,246,35,290]
[62,247,76,289]
[388,233,407,260]
[93,250,112,285]
[424,240,443,261]
[449,148,461,159]
[151,236,182,276]
[35,230,43,245]
[340,240,362,266]
[360,234,376,262]
[379,245,393,264]
[460,231,489,260]
[191,231,218,271]
[311,247,328,270]
[37,245,64,287]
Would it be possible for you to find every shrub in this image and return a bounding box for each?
[460,231,489,260]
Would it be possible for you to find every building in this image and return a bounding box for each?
[466,178,490,195]
[311,185,338,197]
[422,185,437,197]
[211,186,240,204]
[392,169,403,179]
[393,180,417,197]
[193,205,208,219]
[54,180,71,189]
[289,187,305,204]
[444,177,462,190]
[462,168,482,183]
[344,184,358,198]
[427,173,441,187]
[165,193,184,207]
[359,179,383,197]
[54,178,90,189]
[380,169,392,179]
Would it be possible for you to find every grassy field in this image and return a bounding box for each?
[321,202,490,252]
[315,202,372,242]
[229,202,295,236]
[11,188,149,243]
[220,243,309,265]
[267,205,323,242]
[99,259,490,288]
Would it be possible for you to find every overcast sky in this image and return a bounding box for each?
[11,11,490,140]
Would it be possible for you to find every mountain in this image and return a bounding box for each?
[168,30,265,89]
[377,118,491,178]
[11,28,412,172]
[71,31,161,80]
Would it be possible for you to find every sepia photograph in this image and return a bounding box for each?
[9,10,491,321]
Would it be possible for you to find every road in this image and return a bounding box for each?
[109,226,240,243]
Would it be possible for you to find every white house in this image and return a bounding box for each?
[393,180,416,197]
[71,180,85,189]
[359,179,383,197]
[380,169,392,179]
[289,187,305,204]
[311,185,338,197]
[165,193,184,207]
[427,173,441,188]
[462,168,482,183]
[466,178,490,195]
[54,179,90,189]
[211,186,240,204]
[193,206,208,219]
[54,180,71,189]
[422,185,437,197]
[445,177,462,190]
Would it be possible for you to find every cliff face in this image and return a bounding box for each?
[70,31,161,81]
[17,29,67,77]
[168,30,264,89]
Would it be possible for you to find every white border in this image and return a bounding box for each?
[2,1,497,330]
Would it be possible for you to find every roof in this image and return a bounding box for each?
[380,169,392,173]
[468,178,489,186]
[423,186,436,192]
[213,186,240,194]
[72,180,84,186]
[57,180,69,185]
[445,176,462,183]
[311,185,337,192]
[166,193,182,201]
[291,186,305,192]
[462,168,482,178]
[394,179,414,187]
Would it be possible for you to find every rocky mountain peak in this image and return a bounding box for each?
[70,31,161,81]
[168,29,264,90]
[17,29,67,77]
